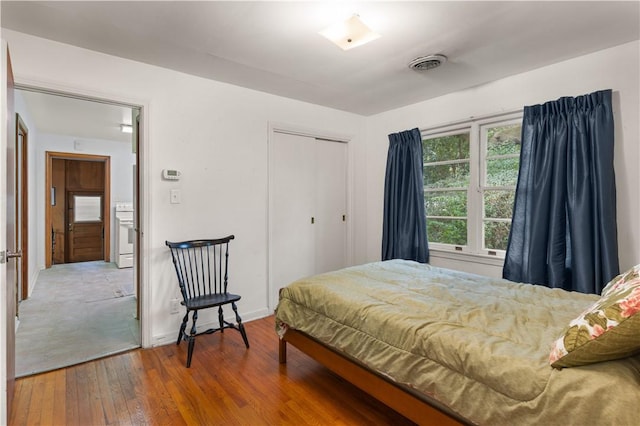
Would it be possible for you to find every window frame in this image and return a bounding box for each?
[422,111,523,260]
[423,125,473,252]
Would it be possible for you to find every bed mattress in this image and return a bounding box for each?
[275,260,640,425]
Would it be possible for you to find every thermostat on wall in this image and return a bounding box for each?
[162,169,181,180]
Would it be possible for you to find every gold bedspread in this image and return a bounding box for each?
[275,260,640,425]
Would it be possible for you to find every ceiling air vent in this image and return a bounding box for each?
[408,54,447,71]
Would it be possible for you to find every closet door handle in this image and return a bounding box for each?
[311,217,315,224]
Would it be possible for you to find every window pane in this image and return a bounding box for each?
[486,124,521,156]
[484,190,515,219]
[427,219,467,245]
[425,191,467,217]
[486,157,519,186]
[484,221,511,251]
[423,133,470,162]
[484,123,520,253]
[424,162,469,188]
[74,195,101,222]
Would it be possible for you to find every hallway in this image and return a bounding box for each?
[15,261,139,377]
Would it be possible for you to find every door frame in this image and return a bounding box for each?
[3,49,152,423]
[16,114,28,301]
[13,81,151,350]
[45,152,111,267]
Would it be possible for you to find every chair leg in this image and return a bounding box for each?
[177,311,189,345]
[218,306,224,333]
[186,310,198,368]
[232,302,250,348]
[186,337,195,368]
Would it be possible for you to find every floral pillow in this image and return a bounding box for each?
[600,264,640,297]
[549,264,640,368]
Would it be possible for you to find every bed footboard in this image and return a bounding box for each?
[279,328,468,426]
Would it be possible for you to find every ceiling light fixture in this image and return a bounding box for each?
[319,14,380,51]
[120,124,133,134]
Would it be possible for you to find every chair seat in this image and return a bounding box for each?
[184,292,241,310]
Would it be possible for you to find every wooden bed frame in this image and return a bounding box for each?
[279,328,470,426]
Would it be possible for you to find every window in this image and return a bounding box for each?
[481,121,521,251]
[423,130,470,246]
[423,113,522,257]
[74,195,102,222]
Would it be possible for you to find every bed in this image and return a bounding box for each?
[275,259,640,425]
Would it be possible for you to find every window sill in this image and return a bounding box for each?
[429,248,505,267]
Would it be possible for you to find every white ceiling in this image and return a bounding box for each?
[2,1,639,125]
[17,90,135,143]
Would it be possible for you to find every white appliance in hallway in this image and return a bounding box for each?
[115,202,134,268]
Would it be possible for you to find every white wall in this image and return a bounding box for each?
[1,29,366,347]
[364,40,640,277]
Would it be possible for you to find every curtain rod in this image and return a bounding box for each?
[419,107,523,133]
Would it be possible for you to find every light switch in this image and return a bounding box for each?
[170,189,181,204]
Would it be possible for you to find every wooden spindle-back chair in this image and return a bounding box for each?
[166,235,249,367]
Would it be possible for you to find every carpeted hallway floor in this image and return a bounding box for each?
[15,261,140,377]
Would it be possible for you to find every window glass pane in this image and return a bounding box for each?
[484,122,520,254]
[486,124,521,156]
[484,221,511,251]
[425,191,467,217]
[427,219,467,245]
[424,162,469,188]
[484,190,515,219]
[74,195,101,222]
[486,157,519,186]
[423,133,470,162]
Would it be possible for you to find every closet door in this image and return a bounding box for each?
[314,139,347,274]
[270,131,348,307]
[270,132,316,298]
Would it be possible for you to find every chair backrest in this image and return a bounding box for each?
[166,235,235,302]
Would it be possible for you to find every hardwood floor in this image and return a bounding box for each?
[10,315,416,425]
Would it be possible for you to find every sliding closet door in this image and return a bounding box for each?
[270,131,348,307]
[314,139,347,274]
[270,132,316,302]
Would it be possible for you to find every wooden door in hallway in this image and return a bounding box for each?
[67,191,104,263]
[51,158,65,264]
[65,159,105,263]
[46,153,111,266]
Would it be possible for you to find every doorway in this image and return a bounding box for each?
[46,153,111,266]
[14,88,142,376]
